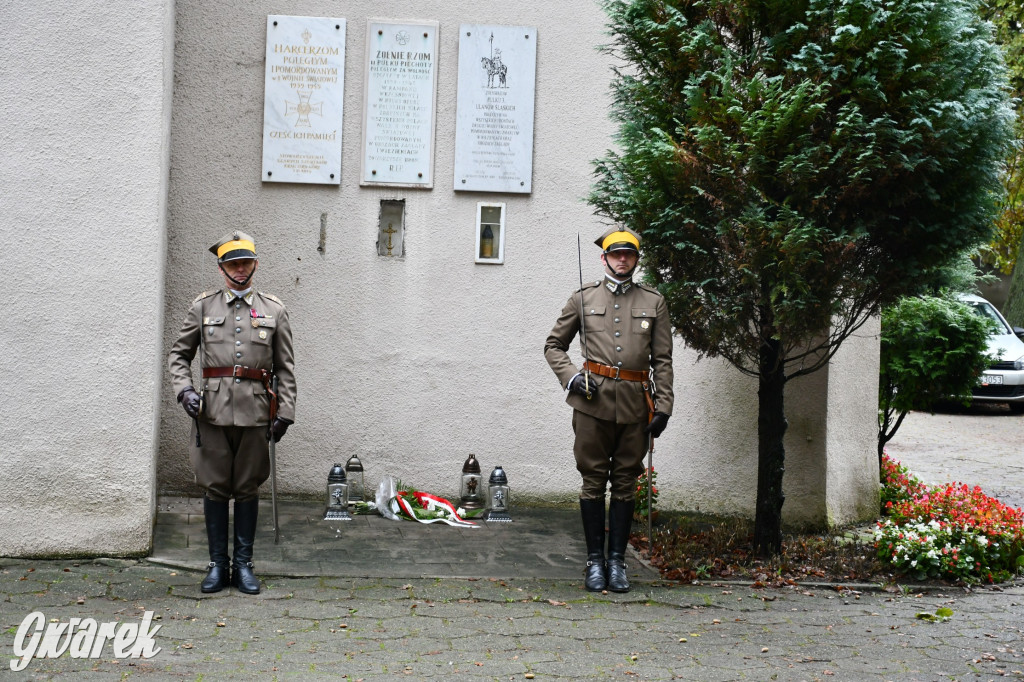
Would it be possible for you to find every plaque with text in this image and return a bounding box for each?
[261,15,346,185]
[360,20,439,188]
[454,25,537,193]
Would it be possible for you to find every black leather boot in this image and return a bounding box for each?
[201,498,231,593]
[606,498,635,593]
[579,498,607,592]
[232,497,261,595]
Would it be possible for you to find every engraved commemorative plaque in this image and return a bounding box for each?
[454,25,537,193]
[360,20,439,188]
[261,15,346,185]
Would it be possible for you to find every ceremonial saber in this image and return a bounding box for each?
[644,375,658,556]
[269,375,280,544]
[647,433,654,554]
[577,233,592,398]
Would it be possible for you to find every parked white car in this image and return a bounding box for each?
[960,294,1024,413]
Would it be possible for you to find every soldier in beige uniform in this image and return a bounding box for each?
[168,232,296,595]
[545,227,673,593]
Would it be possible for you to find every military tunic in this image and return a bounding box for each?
[545,278,674,499]
[168,289,296,500]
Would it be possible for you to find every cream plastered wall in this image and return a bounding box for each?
[0,1,173,556]
[826,316,883,524]
[158,0,880,529]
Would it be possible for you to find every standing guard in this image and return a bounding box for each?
[544,227,674,593]
[168,231,296,594]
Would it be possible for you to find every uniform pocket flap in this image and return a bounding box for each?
[584,306,606,316]
[253,318,276,328]
[631,308,655,318]
[203,316,226,325]
[202,377,221,391]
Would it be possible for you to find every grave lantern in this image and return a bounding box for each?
[485,466,512,523]
[345,454,366,505]
[460,454,484,511]
[323,463,352,521]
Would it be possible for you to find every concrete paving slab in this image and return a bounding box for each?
[148,497,660,585]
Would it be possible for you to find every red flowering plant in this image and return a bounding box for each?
[875,455,1024,584]
[635,467,658,517]
[879,452,927,514]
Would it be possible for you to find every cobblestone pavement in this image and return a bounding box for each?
[3,407,1024,680]
[3,558,1024,680]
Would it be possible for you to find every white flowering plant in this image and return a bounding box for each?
[874,518,1010,584]
[877,457,1024,584]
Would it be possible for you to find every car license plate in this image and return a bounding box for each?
[980,374,1004,386]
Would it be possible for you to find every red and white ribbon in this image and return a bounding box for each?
[388,491,479,528]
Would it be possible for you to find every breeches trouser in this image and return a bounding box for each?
[572,410,646,501]
[189,422,270,501]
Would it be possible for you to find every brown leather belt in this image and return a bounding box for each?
[584,360,648,383]
[203,365,269,381]
[202,365,280,430]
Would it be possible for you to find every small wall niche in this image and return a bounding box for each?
[475,202,505,264]
[377,199,406,257]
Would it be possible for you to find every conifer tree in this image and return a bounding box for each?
[590,0,1013,555]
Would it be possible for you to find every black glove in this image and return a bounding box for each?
[645,412,670,438]
[178,387,202,419]
[568,373,598,398]
[269,417,292,443]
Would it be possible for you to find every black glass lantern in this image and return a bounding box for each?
[485,466,511,522]
[460,454,484,510]
[345,454,365,505]
[323,463,352,521]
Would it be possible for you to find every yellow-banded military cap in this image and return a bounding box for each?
[594,227,641,254]
[209,231,257,262]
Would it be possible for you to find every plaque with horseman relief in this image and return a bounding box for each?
[360,20,440,188]
[261,16,347,185]
[454,24,537,193]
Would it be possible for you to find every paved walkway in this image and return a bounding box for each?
[888,403,1024,508]
[4,407,1024,679]
[3,557,1023,680]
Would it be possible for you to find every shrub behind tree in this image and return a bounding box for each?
[878,295,996,463]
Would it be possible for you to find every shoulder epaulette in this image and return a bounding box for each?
[259,291,284,305]
[193,290,219,303]
[576,280,602,293]
[636,282,663,295]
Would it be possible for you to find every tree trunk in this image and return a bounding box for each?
[877,409,907,469]
[1003,236,1024,327]
[754,337,787,558]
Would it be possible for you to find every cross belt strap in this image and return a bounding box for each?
[583,360,649,383]
[203,365,268,381]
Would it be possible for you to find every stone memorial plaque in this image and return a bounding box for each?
[454,25,537,193]
[261,16,346,185]
[360,20,439,188]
